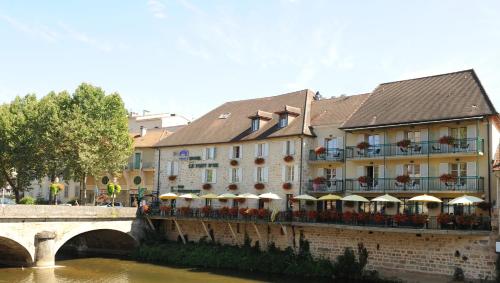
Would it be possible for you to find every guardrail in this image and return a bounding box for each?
[309,148,344,162]
[305,180,344,193]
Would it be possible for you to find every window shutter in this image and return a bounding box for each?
[378,165,385,179]
[396,131,404,142]
[357,166,365,177]
[439,127,449,137]
[420,128,428,142]
[239,145,243,159]
[202,148,207,160]
[439,163,448,175]
[173,162,179,175]
[396,164,404,176]
[282,141,287,155]
[229,146,233,159]
[281,166,286,182]
[420,163,428,177]
[336,167,342,180]
[337,136,344,149]
[264,143,269,157]
[166,161,172,175]
[238,168,242,183]
[466,162,476,176]
[228,168,233,183]
[263,167,269,182]
[294,164,299,182]
[254,144,259,157]
[253,168,258,182]
[213,169,217,183]
[290,141,295,155]
[201,169,206,183]
[213,147,217,159]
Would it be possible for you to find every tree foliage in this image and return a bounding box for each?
[0,83,132,203]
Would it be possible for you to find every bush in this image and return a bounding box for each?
[19,196,35,205]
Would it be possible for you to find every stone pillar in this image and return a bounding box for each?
[35,231,56,267]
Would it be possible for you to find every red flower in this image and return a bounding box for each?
[219,206,230,216]
[357,212,369,222]
[396,139,411,148]
[201,206,211,214]
[395,175,411,183]
[307,210,318,220]
[230,160,239,166]
[358,176,368,183]
[373,213,385,224]
[313,177,326,185]
[356,141,370,150]
[282,182,292,190]
[411,214,427,225]
[437,213,451,225]
[239,207,248,215]
[229,207,238,216]
[248,208,258,217]
[315,146,326,154]
[254,157,265,165]
[393,213,408,224]
[228,184,238,190]
[439,136,455,145]
[168,175,177,181]
[254,183,265,190]
[257,208,268,218]
[283,155,294,162]
[439,174,456,183]
[202,183,212,190]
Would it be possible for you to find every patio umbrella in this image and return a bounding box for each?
[293,194,318,201]
[200,193,218,199]
[409,194,442,203]
[159,193,178,200]
[259,192,282,200]
[236,193,259,199]
[318,194,342,201]
[448,195,484,205]
[218,193,238,199]
[178,193,200,199]
[371,194,402,203]
[341,194,370,202]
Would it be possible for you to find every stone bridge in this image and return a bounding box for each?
[0,205,146,267]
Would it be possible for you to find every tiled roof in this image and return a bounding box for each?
[132,126,182,148]
[310,93,370,126]
[156,89,315,147]
[341,69,497,129]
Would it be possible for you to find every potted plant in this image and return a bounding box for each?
[307,210,318,221]
[313,176,326,185]
[397,139,411,148]
[219,198,228,203]
[393,213,408,225]
[254,183,265,190]
[254,157,265,165]
[342,211,354,223]
[437,213,452,227]
[220,206,230,216]
[373,213,386,224]
[356,141,370,150]
[249,208,259,217]
[228,184,238,190]
[411,214,427,227]
[282,182,292,190]
[357,176,368,184]
[230,160,239,166]
[315,146,326,155]
[357,212,369,224]
[395,175,411,184]
[283,155,294,162]
[229,207,238,217]
[439,174,456,183]
[439,136,455,145]
[202,183,212,190]
[168,175,177,181]
[239,207,248,216]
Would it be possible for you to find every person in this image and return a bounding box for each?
[380,205,386,215]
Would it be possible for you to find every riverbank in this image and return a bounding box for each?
[132,235,401,282]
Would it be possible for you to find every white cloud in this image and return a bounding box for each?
[0,14,58,42]
[148,0,167,19]
[176,37,211,61]
[58,22,113,52]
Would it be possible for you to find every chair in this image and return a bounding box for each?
[399,147,408,154]
[432,145,441,152]
[374,148,381,155]
[394,182,405,190]
[460,144,470,151]
[413,145,422,153]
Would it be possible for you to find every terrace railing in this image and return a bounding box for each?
[309,148,344,162]
[345,176,484,193]
[306,180,344,194]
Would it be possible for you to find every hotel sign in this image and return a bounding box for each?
[188,163,218,168]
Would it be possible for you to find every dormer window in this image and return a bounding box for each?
[279,114,288,128]
[251,118,260,131]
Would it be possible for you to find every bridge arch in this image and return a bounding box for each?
[0,236,33,267]
[55,226,139,258]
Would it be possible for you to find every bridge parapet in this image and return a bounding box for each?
[0,205,137,219]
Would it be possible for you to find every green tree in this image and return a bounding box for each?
[107,179,122,207]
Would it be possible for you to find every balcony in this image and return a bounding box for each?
[345,138,483,159]
[345,176,484,193]
[125,162,155,170]
[306,180,344,194]
[309,148,344,162]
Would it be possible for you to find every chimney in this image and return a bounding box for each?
[140,126,147,137]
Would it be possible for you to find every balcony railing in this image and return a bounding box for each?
[125,162,155,170]
[149,207,491,232]
[345,138,483,159]
[345,176,484,193]
[306,180,344,193]
[309,148,344,162]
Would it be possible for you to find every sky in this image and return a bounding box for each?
[0,0,499,120]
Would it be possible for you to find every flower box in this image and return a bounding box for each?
[202,183,212,190]
[395,175,410,183]
[254,183,265,190]
[356,141,370,150]
[283,155,294,162]
[314,146,326,155]
[228,184,238,190]
[396,139,411,148]
[357,176,368,183]
[439,174,456,183]
[282,182,292,190]
[254,157,265,165]
[168,175,177,181]
[230,160,239,166]
[439,136,455,145]
[313,177,326,185]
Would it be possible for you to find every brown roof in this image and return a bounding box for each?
[310,93,370,126]
[341,69,497,129]
[132,127,181,148]
[156,89,315,147]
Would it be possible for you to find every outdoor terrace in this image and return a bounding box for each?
[309,148,344,162]
[345,138,483,159]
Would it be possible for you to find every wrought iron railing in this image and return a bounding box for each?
[306,180,344,193]
[309,148,344,162]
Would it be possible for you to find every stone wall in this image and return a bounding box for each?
[160,219,496,280]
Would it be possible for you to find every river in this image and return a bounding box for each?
[0,258,314,283]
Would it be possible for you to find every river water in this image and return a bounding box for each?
[0,258,310,283]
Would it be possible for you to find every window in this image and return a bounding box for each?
[251,118,260,131]
[231,168,241,183]
[205,147,216,160]
[450,163,466,177]
[256,167,268,183]
[204,168,216,183]
[64,185,69,198]
[324,168,337,180]
[279,114,288,128]
[404,164,420,177]
[232,145,241,159]
[405,131,421,143]
[367,134,380,146]
[256,143,267,157]
[450,127,467,146]
[134,152,142,169]
[325,138,338,149]
[284,165,294,182]
[284,140,294,155]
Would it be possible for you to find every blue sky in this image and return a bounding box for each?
[0,0,499,119]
